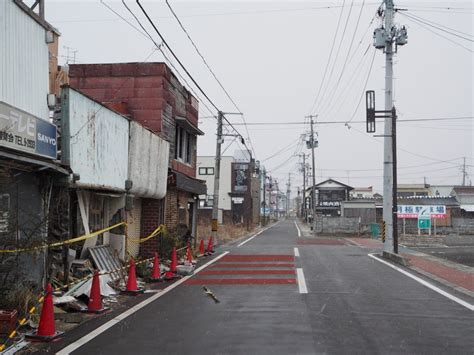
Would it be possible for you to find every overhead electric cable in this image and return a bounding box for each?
[345,47,377,123]
[229,116,474,125]
[400,11,473,42]
[307,1,346,114]
[399,13,473,52]
[118,0,215,117]
[314,0,354,114]
[319,0,367,116]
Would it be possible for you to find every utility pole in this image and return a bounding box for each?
[299,154,307,222]
[371,0,407,253]
[262,167,267,226]
[211,111,223,247]
[308,115,317,232]
[286,173,291,216]
[276,180,279,219]
[382,0,395,254]
[462,157,466,186]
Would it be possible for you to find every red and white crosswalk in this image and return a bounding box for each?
[185,254,296,285]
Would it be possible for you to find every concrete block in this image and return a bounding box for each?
[382,251,410,267]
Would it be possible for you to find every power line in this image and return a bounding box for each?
[135,0,220,112]
[400,11,473,42]
[130,1,255,157]
[346,47,377,123]
[228,116,474,125]
[307,1,346,115]
[165,0,257,159]
[261,136,302,162]
[165,0,243,111]
[312,1,351,115]
[117,0,216,117]
[317,0,360,115]
[399,13,473,52]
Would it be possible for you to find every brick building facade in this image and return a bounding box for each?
[69,62,206,257]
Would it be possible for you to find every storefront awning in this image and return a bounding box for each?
[172,171,207,195]
[175,116,204,136]
[0,149,69,175]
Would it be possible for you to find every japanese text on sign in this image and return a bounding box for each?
[397,205,446,219]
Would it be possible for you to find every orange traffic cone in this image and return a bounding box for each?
[186,243,193,264]
[122,258,144,295]
[87,271,108,313]
[199,239,205,255]
[207,236,214,254]
[25,284,63,341]
[150,252,162,281]
[164,247,178,280]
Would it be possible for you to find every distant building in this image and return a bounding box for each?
[397,183,430,197]
[306,179,354,217]
[350,186,374,199]
[197,156,235,223]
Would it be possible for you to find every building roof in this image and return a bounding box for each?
[14,0,61,35]
[314,179,354,190]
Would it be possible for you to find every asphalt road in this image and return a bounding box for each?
[53,219,474,355]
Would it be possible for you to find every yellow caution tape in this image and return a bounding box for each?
[0,222,126,254]
[126,225,164,243]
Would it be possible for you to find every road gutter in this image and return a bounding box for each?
[56,251,230,355]
[368,253,474,311]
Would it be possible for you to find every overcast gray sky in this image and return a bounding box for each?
[46,0,473,193]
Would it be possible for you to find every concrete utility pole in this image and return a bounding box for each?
[299,154,307,222]
[286,173,291,216]
[262,167,267,226]
[372,0,407,253]
[309,116,317,232]
[211,111,223,247]
[382,0,395,254]
[462,157,466,186]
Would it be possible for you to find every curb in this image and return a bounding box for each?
[382,251,410,267]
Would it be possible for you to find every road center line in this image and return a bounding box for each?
[368,253,474,311]
[297,268,308,294]
[56,252,230,355]
[294,247,300,257]
[294,221,301,237]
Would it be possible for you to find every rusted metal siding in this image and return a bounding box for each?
[128,121,169,199]
[62,87,129,190]
[0,0,49,120]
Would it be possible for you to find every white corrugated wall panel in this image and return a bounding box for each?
[0,1,49,120]
[66,88,129,189]
[129,121,170,199]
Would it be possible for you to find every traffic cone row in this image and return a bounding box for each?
[164,247,178,280]
[87,270,109,313]
[149,252,162,282]
[186,243,193,264]
[122,258,145,295]
[25,284,64,342]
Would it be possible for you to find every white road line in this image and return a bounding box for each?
[294,247,300,257]
[368,253,474,311]
[294,221,301,237]
[237,223,275,247]
[297,268,308,294]
[56,251,230,355]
